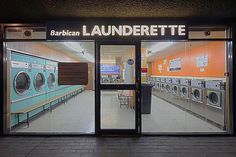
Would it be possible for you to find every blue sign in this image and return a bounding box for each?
[127,59,134,65]
[101,65,120,74]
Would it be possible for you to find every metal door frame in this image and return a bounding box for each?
[95,40,141,135]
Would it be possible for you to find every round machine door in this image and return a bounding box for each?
[180,86,188,98]
[156,82,160,89]
[161,83,165,90]
[193,88,202,102]
[14,71,31,95]
[47,73,56,89]
[165,84,171,92]
[34,73,45,91]
[173,85,178,95]
[208,91,221,107]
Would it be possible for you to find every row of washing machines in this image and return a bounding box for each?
[147,76,226,129]
[10,51,83,127]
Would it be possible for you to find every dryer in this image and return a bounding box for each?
[31,56,46,102]
[45,60,57,101]
[180,79,191,99]
[191,79,205,103]
[190,79,206,117]
[165,78,172,93]
[147,76,152,84]
[205,80,226,127]
[160,78,166,92]
[178,78,191,109]
[154,77,161,90]
[10,51,33,127]
[205,80,225,109]
[172,78,180,96]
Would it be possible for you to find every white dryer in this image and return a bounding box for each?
[172,78,180,96]
[205,80,225,109]
[180,79,191,99]
[191,79,205,103]
[165,78,172,93]
[205,80,226,127]
[155,77,161,90]
[160,78,166,92]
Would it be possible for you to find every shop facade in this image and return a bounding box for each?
[0,18,235,135]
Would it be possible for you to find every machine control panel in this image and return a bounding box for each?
[191,79,205,88]
[165,78,172,83]
[205,80,225,90]
[161,78,166,82]
[155,77,160,82]
[172,78,180,84]
[180,79,190,86]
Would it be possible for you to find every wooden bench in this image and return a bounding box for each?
[11,87,84,128]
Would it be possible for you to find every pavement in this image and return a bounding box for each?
[0,136,236,157]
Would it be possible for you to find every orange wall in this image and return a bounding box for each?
[151,42,226,78]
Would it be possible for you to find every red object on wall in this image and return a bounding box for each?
[142,68,147,73]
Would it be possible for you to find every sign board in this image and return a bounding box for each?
[47,21,188,40]
[58,63,88,85]
[101,65,120,74]
[169,58,181,71]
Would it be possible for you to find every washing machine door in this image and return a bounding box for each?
[156,82,160,89]
[207,90,221,108]
[172,85,179,95]
[165,84,171,93]
[14,71,31,95]
[47,73,56,89]
[34,73,45,91]
[161,83,165,91]
[192,88,203,103]
[180,86,189,99]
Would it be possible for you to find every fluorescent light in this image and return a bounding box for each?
[147,42,174,58]
[62,42,94,63]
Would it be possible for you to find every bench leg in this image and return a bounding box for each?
[50,102,52,112]
[17,114,20,127]
[27,112,29,128]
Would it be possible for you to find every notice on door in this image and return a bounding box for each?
[58,63,88,85]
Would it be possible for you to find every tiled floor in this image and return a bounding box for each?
[13,90,223,133]
[0,136,236,157]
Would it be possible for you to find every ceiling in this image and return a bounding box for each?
[44,41,209,64]
[1,0,236,20]
[44,42,95,62]
[101,45,135,64]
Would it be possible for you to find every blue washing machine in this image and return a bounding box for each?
[45,60,58,102]
[10,51,33,127]
[30,56,47,112]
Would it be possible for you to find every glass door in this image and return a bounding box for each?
[95,41,141,135]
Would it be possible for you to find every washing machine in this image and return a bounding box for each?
[179,79,191,109]
[191,79,205,103]
[160,78,166,92]
[10,51,33,127]
[165,78,172,93]
[31,56,46,99]
[205,80,226,127]
[45,60,57,101]
[147,76,152,84]
[190,79,206,117]
[172,78,180,96]
[180,79,191,99]
[155,77,161,90]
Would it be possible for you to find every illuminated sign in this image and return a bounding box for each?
[101,65,120,74]
[47,21,188,40]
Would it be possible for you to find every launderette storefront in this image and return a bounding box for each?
[0,19,234,135]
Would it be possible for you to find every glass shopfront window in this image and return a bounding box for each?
[1,24,233,135]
